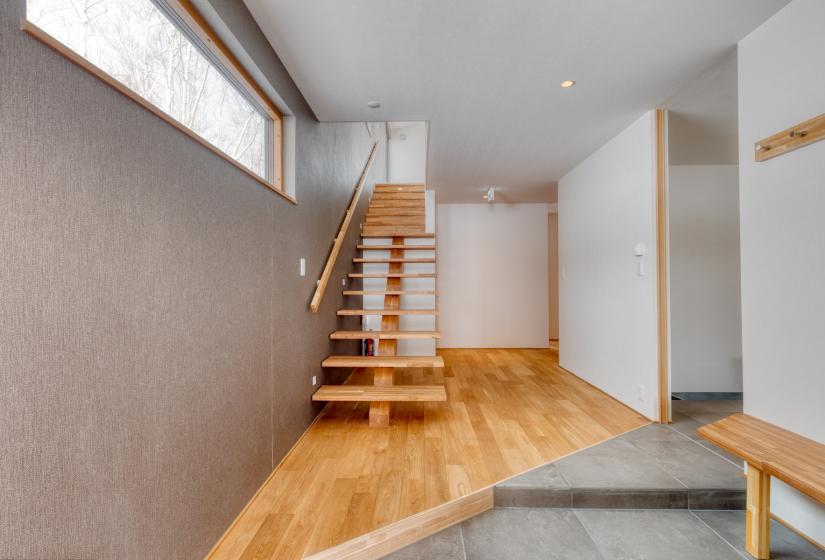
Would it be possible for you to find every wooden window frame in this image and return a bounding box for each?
[21,0,294,204]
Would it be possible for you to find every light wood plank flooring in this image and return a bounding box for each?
[207,348,649,559]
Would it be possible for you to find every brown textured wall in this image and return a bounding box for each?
[0,1,385,557]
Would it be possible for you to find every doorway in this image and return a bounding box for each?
[664,51,743,421]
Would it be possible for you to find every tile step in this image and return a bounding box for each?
[493,486,745,510]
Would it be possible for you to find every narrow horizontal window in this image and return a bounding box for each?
[26,0,285,195]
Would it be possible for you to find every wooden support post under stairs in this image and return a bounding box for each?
[370,236,404,427]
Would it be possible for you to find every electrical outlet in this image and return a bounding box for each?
[312,375,317,386]
[638,384,646,402]
[299,257,306,277]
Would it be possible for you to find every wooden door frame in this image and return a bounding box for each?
[655,108,671,423]
[547,211,560,344]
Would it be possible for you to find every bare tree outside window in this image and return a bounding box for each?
[28,0,269,178]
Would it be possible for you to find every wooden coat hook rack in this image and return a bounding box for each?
[755,111,825,162]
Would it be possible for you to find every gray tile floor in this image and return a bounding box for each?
[385,509,825,559]
[383,401,825,559]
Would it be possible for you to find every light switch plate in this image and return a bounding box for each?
[299,257,306,277]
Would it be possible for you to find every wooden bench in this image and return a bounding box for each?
[698,413,825,559]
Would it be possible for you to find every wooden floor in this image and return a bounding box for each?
[207,348,649,559]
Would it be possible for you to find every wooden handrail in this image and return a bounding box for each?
[310,142,379,312]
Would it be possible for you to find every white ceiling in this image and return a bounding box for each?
[244,0,788,202]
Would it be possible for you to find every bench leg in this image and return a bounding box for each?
[746,463,771,559]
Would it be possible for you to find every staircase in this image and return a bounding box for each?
[313,183,445,427]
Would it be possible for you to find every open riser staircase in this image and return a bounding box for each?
[313,183,445,427]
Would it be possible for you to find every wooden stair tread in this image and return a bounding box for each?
[354,258,436,263]
[312,385,446,402]
[365,217,425,226]
[343,290,437,296]
[358,245,435,250]
[368,201,425,208]
[374,184,425,193]
[361,231,434,238]
[322,355,445,368]
[349,273,436,278]
[337,309,439,316]
[330,330,441,340]
[367,209,424,216]
[371,193,424,200]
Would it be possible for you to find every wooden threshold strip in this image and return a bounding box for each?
[302,488,493,560]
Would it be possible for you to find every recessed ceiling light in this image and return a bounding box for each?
[560,80,576,88]
[367,100,381,108]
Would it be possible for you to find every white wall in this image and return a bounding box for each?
[558,111,659,420]
[388,122,427,183]
[669,165,742,393]
[437,204,549,348]
[738,0,825,545]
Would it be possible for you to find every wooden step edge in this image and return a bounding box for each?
[337,309,439,316]
[302,488,493,560]
[311,385,446,402]
[330,330,441,340]
[343,290,438,296]
[366,210,425,216]
[367,202,426,208]
[353,258,436,263]
[321,356,446,368]
[367,206,425,211]
[374,183,425,190]
[361,232,435,238]
[371,189,424,195]
[364,220,426,226]
[348,273,436,278]
[357,245,436,250]
[365,215,425,221]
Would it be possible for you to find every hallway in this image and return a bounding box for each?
[208,349,648,558]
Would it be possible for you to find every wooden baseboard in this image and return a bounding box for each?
[302,488,493,560]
